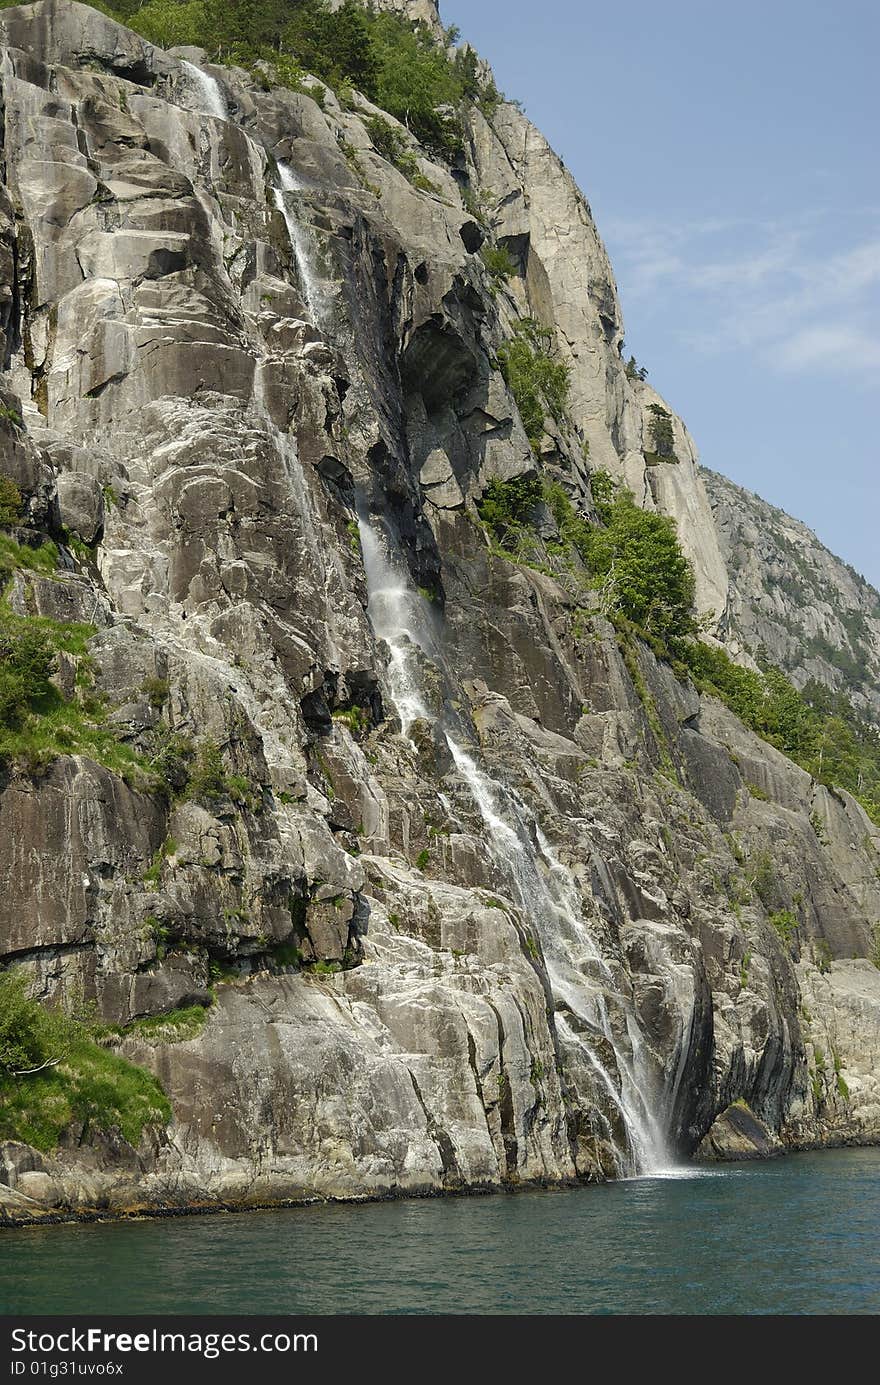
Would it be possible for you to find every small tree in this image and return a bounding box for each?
[579,491,696,646]
[646,403,677,461]
[0,972,73,1075]
[625,355,648,381]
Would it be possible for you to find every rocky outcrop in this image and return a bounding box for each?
[1,0,879,1222]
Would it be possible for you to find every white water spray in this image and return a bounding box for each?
[357,512,671,1175]
[357,517,434,735]
[445,740,668,1174]
[180,59,227,120]
[274,163,323,325]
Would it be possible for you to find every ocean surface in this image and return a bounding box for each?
[3,1149,880,1315]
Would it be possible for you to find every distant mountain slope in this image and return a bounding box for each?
[704,467,880,726]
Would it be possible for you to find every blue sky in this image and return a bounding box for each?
[442,0,879,587]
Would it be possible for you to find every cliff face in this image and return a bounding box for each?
[1,0,879,1220]
[704,467,880,725]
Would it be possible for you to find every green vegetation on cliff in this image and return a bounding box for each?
[478,470,696,648]
[478,470,880,822]
[100,0,500,158]
[681,641,880,823]
[497,319,570,452]
[0,972,171,1151]
[0,598,153,782]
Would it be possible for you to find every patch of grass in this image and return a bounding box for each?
[306,959,342,976]
[0,534,59,579]
[0,602,155,785]
[415,848,430,871]
[122,1004,210,1045]
[332,705,370,737]
[746,782,769,801]
[0,972,171,1152]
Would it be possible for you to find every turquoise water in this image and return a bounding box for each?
[3,1149,880,1315]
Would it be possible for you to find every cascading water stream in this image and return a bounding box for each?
[357,518,433,734]
[274,163,322,325]
[356,511,671,1176]
[180,59,227,120]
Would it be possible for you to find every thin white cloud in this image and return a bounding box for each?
[776,324,880,372]
[607,210,880,379]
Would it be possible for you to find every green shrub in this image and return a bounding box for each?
[122,0,208,46]
[363,113,436,190]
[768,908,798,944]
[141,675,170,709]
[497,319,570,451]
[480,243,518,281]
[124,1,501,161]
[477,474,543,550]
[0,616,55,729]
[186,739,229,806]
[589,469,617,521]
[0,476,22,528]
[332,704,370,737]
[271,943,303,968]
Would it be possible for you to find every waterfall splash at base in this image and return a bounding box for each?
[355,510,672,1177]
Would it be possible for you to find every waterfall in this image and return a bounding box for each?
[357,511,671,1176]
[356,517,435,734]
[274,163,322,325]
[180,59,227,120]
